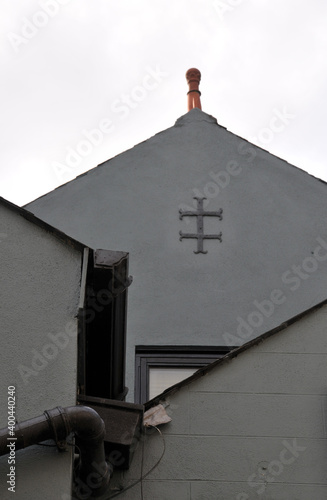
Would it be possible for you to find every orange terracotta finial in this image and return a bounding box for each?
[186,68,202,111]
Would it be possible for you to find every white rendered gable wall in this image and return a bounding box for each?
[26,108,327,402]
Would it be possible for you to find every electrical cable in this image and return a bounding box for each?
[36,442,57,447]
[106,425,165,499]
[66,439,82,475]
[140,423,145,500]
[36,437,82,479]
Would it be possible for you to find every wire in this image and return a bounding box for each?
[35,437,79,452]
[36,442,57,447]
[66,439,82,475]
[36,438,82,478]
[106,425,165,499]
[140,424,145,500]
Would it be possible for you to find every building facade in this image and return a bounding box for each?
[26,108,327,404]
[0,198,85,499]
[111,301,327,499]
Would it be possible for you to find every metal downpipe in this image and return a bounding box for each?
[0,406,111,499]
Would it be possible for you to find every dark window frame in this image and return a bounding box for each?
[78,249,132,402]
[135,345,233,404]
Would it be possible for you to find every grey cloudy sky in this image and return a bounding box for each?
[1,0,327,205]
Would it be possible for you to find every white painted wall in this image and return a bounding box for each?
[26,109,327,402]
[109,303,327,499]
[0,203,83,499]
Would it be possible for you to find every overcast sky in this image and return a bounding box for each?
[1,0,327,206]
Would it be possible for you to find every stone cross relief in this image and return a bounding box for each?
[179,197,223,254]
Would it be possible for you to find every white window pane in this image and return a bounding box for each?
[149,367,197,400]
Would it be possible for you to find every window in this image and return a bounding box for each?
[135,346,232,404]
[78,249,132,402]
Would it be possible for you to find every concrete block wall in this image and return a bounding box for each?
[0,203,83,499]
[108,304,327,499]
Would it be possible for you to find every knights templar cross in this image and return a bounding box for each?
[179,198,223,254]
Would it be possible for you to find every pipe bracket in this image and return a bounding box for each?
[44,407,70,452]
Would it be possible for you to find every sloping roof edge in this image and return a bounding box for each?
[25,109,327,209]
[144,298,327,410]
[0,196,87,252]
